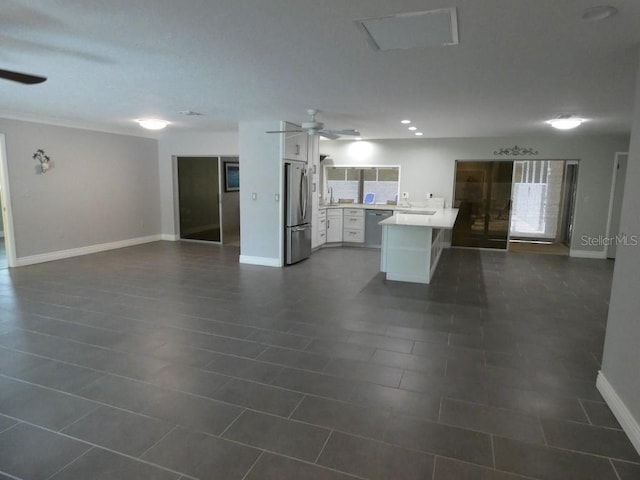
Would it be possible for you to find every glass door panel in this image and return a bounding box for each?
[453,161,513,249]
[177,156,221,242]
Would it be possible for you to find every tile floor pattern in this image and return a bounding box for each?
[0,242,638,479]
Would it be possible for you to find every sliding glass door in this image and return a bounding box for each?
[452,161,513,249]
[509,160,565,242]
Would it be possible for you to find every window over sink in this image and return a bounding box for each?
[324,165,400,204]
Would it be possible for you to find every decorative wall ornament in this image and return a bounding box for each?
[493,145,539,156]
[32,149,52,173]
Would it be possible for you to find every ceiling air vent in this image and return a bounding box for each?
[355,8,459,51]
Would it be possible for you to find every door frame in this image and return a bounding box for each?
[0,134,17,267]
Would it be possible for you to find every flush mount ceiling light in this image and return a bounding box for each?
[415,132,424,136]
[548,115,585,130]
[581,5,618,22]
[355,8,459,52]
[408,126,417,131]
[136,118,169,130]
[401,119,411,124]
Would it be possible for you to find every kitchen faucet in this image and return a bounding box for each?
[328,187,335,204]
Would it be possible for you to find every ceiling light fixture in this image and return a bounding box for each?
[136,118,169,130]
[548,115,585,130]
[408,126,417,131]
[415,132,424,136]
[401,119,411,124]
[581,6,618,22]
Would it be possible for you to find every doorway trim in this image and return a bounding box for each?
[0,134,17,267]
[605,152,629,258]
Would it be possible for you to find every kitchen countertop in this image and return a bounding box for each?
[319,203,397,210]
[379,208,459,229]
[318,203,440,211]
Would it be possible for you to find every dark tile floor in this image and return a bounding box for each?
[0,242,638,479]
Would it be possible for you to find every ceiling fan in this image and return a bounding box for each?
[267,109,360,140]
[0,68,47,84]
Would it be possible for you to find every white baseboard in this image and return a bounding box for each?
[570,249,607,259]
[160,234,179,241]
[15,235,164,267]
[597,371,640,455]
[239,255,281,267]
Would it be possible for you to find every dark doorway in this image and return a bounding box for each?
[453,161,514,249]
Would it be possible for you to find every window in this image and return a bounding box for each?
[324,166,400,204]
[510,160,564,240]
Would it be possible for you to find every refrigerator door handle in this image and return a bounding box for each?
[300,169,308,220]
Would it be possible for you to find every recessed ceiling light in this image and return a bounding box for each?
[581,6,618,22]
[408,126,417,131]
[548,115,585,130]
[401,119,411,124]
[415,132,423,136]
[136,118,169,130]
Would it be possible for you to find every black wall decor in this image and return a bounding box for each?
[493,145,539,156]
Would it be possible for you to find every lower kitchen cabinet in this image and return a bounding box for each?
[343,208,364,243]
[326,208,343,243]
[317,209,327,246]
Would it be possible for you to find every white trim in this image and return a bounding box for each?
[0,134,17,267]
[597,371,640,455]
[14,235,163,267]
[239,255,281,267]
[569,249,607,259]
[160,234,179,241]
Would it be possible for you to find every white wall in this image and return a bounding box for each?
[157,131,239,237]
[0,118,160,261]
[599,51,640,453]
[320,134,629,255]
[238,121,283,266]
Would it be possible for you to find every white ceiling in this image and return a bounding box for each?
[1,0,639,139]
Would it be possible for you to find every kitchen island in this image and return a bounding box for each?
[379,208,459,284]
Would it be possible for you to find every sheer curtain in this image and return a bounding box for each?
[510,160,564,240]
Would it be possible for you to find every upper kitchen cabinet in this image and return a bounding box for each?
[284,123,308,162]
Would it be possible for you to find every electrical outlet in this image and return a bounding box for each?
[401,192,409,200]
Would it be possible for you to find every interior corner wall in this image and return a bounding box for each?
[600,50,640,451]
[157,131,239,237]
[0,118,161,260]
[319,134,629,255]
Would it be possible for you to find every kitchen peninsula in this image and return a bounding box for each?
[379,208,459,284]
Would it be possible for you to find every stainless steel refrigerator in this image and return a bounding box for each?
[285,161,312,264]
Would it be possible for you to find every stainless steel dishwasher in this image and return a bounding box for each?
[365,209,394,246]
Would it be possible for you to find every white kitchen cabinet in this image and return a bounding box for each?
[317,209,327,246]
[284,124,308,162]
[343,209,364,243]
[326,208,343,243]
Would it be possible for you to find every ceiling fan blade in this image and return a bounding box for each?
[319,131,340,140]
[332,129,360,136]
[0,68,47,84]
[265,129,304,134]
